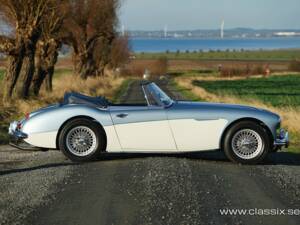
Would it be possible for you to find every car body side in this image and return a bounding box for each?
[19,101,281,152]
[21,104,121,151]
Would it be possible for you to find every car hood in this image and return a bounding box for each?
[175,100,278,116]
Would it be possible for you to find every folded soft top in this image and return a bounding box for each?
[63,92,109,108]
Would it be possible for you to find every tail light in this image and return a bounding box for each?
[17,122,22,130]
[17,113,30,130]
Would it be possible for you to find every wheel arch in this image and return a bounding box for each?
[220,117,274,150]
[56,115,107,150]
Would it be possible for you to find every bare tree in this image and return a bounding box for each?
[0,0,124,99]
[64,0,119,79]
[109,34,130,70]
[0,7,25,100]
[32,2,66,95]
[0,0,57,99]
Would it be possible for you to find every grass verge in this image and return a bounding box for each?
[111,79,134,103]
[169,79,204,101]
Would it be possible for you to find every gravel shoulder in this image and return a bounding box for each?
[0,80,299,225]
[0,146,75,225]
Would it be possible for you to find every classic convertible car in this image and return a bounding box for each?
[9,81,289,164]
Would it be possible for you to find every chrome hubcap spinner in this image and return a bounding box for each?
[66,126,97,157]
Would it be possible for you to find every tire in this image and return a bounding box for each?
[223,121,271,164]
[58,118,106,162]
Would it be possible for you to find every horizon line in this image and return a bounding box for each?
[120,27,300,32]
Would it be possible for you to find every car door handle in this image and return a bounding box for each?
[116,113,128,118]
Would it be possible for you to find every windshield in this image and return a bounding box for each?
[146,83,173,107]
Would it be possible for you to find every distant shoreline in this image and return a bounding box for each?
[129,38,300,53]
[129,37,300,40]
[134,48,300,62]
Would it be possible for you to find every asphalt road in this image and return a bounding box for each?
[1,80,300,225]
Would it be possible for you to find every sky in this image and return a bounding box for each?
[119,0,300,30]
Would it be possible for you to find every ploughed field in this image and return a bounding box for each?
[193,75,300,107]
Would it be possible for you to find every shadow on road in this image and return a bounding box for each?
[99,150,300,166]
[0,162,79,176]
[1,150,299,177]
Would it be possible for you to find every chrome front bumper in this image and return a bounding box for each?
[274,128,289,149]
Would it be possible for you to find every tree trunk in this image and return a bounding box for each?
[32,47,45,96]
[97,58,110,77]
[2,54,24,100]
[72,52,82,76]
[97,64,105,76]
[45,66,54,92]
[17,52,35,99]
[45,43,59,92]
[32,65,47,96]
[73,43,96,79]
[33,45,59,95]
[80,56,95,79]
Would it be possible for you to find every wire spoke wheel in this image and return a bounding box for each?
[66,126,97,157]
[231,129,264,160]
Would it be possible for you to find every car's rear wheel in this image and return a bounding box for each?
[59,118,106,162]
[223,121,270,164]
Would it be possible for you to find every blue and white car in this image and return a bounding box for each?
[9,82,289,164]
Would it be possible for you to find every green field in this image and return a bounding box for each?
[137,49,300,61]
[53,68,73,78]
[193,75,300,107]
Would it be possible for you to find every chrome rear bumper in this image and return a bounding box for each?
[274,128,289,149]
[8,121,39,150]
[8,121,28,139]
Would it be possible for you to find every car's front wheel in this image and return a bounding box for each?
[223,121,270,164]
[59,118,106,162]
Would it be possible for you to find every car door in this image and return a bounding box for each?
[166,107,228,151]
[110,106,177,151]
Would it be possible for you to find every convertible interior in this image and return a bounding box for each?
[63,89,148,108]
[62,82,173,108]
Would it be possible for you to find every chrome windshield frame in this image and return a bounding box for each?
[141,82,174,108]
[141,85,151,106]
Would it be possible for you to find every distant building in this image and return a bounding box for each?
[174,33,184,38]
[164,25,168,38]
[221,20,225,38]
[274,32,300,37]
[121,25,125,36]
